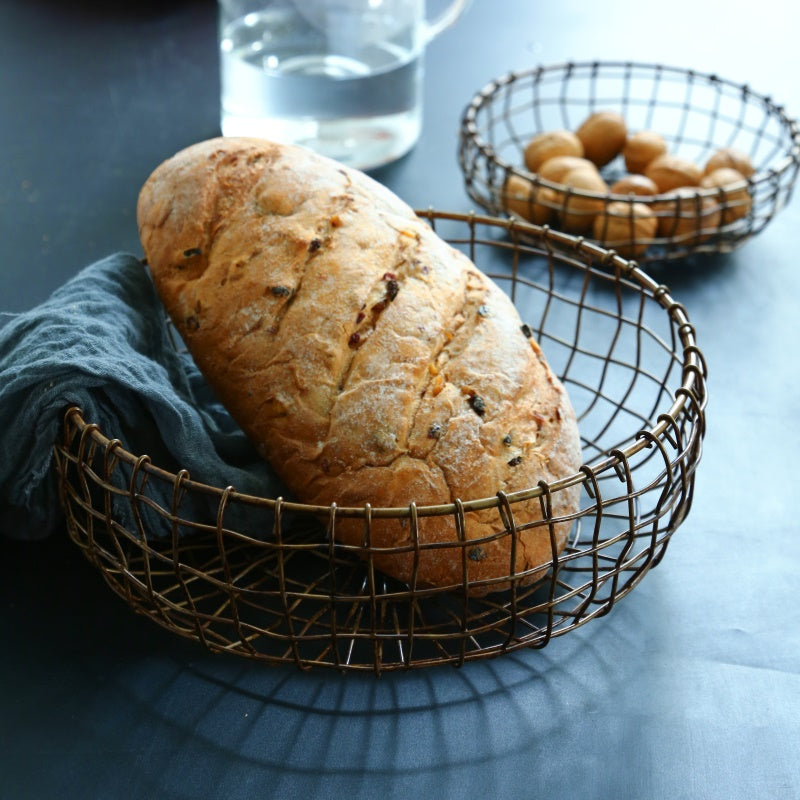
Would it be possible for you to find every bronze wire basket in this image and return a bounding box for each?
[459,60,800,262]
[54,211,707,674]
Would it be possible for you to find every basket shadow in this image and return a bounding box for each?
[93,593,648,797]
[1,526,649,797]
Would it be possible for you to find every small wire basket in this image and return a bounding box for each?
[55,211,707,674]
[459,61,800,262]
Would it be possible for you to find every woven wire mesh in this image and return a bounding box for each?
[54,212,707,673]
[459,61,800,262]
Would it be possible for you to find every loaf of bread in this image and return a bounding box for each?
[137,137,582,595]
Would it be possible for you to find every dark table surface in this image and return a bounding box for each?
[2,1,800,798]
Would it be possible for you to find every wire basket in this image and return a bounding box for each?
[459,61,800,262]
[54,211,707,674]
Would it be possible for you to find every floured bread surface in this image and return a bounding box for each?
[137,137,582,594]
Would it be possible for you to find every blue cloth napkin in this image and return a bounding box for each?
[0,253,283,540]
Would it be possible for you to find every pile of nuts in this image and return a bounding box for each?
[502,111,755,257]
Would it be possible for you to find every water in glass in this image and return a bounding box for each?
[220,7,423,169]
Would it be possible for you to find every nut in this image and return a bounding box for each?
[554,167,609,233]
[523,130,584,173]
[501,174,556,225]
[610,174,659,197]
[645,154,703,193]
[622,130,668,173]
[537,155,597,184]
[575,111,627,168]
[593,201,657,258]
[655,186,721,243]
[700,167,752,224]
[704,147,755,178]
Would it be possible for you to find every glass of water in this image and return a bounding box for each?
[218,0,469,170]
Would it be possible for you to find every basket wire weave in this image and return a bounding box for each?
[459,60,800,262]
[55,211,707,673]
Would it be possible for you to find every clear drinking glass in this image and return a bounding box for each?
[218,0,469,170]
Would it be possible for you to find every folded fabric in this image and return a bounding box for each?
[0,253,283,540]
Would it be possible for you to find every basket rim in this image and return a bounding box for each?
[58,210,706,522]
[461,59,800,199]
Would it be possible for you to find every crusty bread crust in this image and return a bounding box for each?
[137,137,582,594]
